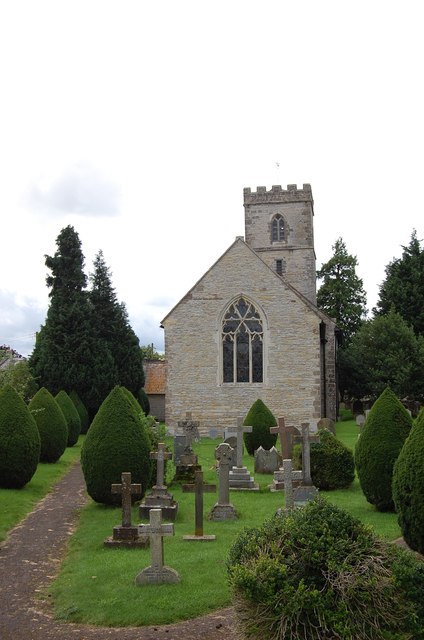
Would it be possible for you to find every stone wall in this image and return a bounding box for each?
[163,238,337,435]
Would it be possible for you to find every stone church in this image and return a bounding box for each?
[161,184,339,435]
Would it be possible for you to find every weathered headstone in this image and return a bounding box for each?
[182,470,216,540]
[136,509,180,585]
[283,458,294,510]
[173,412,201,482]
[208,427,218,439]
[139,444,178,521]
[209,442,237,521]
[292,422,319,504]
[104,472,148,547]
[173,434,187,465]
[254,446,281,473]
[317,417,336,435]
[356,414,365,428]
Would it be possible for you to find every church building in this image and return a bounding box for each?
[161,184,339,435]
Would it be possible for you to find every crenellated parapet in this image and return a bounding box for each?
[243,184,313,206]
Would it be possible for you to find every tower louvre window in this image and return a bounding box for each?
[222,297,263,383]
[276,259,284,275]
[271,214,285,242]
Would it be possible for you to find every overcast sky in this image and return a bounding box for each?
[1,1,423,357]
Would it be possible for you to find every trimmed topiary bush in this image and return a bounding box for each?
[243,399,277,455]
[69,390,90,434]
[0,385,41,488]
[137,387,150,416]
[295,429,355,490]
[393,407,424,554]
[55,390,81,446]
[28,387,68,463]
[355,387,412,512]
[81,386,152,505]
[227,497,424,640]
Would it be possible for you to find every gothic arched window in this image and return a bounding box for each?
[222,297,263,383]
[271,214,285,242]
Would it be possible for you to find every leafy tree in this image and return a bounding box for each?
[0,360,38,401]
[316,237,367,345]
[342,310,424,401]
[355,387,412,512]
[140,343,164,360]
[392,407,424,554]
[375,230,424,336]
[89,250,145,396]
[0,385,40,488]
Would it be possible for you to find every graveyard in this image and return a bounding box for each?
[0,419,405,628]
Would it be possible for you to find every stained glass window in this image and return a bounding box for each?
[222,297,263,383]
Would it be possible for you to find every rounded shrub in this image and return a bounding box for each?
[0,385,41,488]
[393,407,424,553]
[137,387,150,416]
[81,386,152,505]
[308,429,355,490]
[28,387,68,463]
[243,399,277,455]
[227,497,424,640]
[55,390,81,446]
[69,390,90,434]
[355,387,412,511]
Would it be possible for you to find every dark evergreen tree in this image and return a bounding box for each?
[28,387,68,463]
[243,399,277,455]
[316,238,367,345]
[81,386,151,505]
[0,385,40,488]
[89,250,145,396]
[55,390,81,446]
[393,408,424,554]
[69,390,90,434]
[355,387,412,511]
[375,230,424,336]
[342,310,424,401]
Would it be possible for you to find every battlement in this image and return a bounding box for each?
[243,184,313,206]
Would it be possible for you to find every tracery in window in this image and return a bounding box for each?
[222,297,263,383]
[272,214,285,242]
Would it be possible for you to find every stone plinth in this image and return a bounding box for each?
[104,525,149,548]
[208,503,237,521]
[139,490,178,521]
[271,468,303,491]
[173,462,201,483]
[229,467,259,491]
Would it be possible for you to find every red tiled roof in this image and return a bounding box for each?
[144,360,167,394]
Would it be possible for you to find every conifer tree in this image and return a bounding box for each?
[317,238,367,345]
[89,250,144,395]
[374,230,424,337]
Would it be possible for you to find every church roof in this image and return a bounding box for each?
[161,237,337,328]
[143,359,167,395]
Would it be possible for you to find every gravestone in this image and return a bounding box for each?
[173,411,201,482]
[254,446,281,473]
[270,416,298,459]
[136,509,180,585]
[356,414,365,428]
[208,427,218,439]
[227,417,258,490]
[209,442,237,521]
[182,470,216,540]
[317,417,336,435]
[104,472,148,547]
[292,422,319,504]
[173,434,187,465]
[139,443,178,521]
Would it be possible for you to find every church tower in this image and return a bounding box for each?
[243,184,316,304]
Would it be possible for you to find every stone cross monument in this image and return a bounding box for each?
[292,422,319,503]
[139,444,178,521]
[136,509,180,585]
[182,470,216,540]
[104,472,147,547]
[209,442,237,521]
[227,417,258,490]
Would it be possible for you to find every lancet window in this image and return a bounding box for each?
[271,214,285,242]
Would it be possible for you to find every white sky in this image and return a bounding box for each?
[1,1,423,357]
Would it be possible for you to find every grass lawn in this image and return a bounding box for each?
[0,437,83,543]
[47,421,403,627]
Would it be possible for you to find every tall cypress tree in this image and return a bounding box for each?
[89,250,145,396]
[29,227,116,418]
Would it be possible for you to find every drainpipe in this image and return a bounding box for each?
[320,322,327,417]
